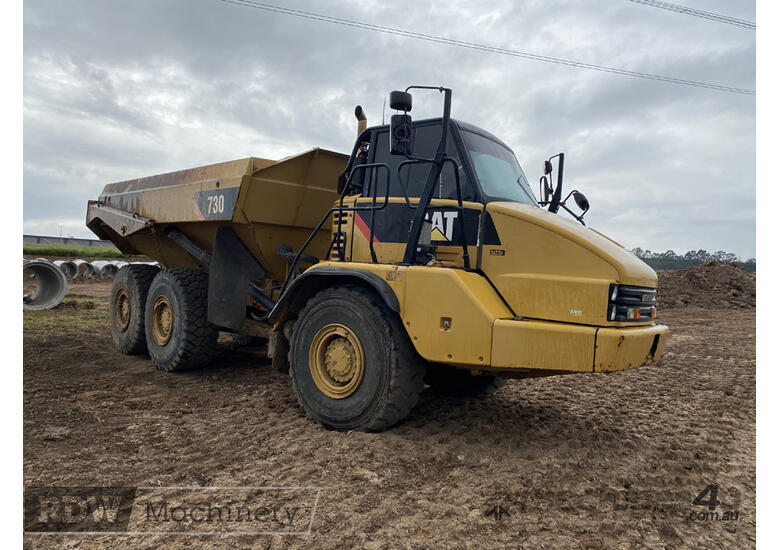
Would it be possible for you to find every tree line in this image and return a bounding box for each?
[630,248,756,273]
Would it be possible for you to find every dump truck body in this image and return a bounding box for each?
[87,86,668,431]
[87,148,347,285]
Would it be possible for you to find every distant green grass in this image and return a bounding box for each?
[23,243,137,258]
[23,297,108,338]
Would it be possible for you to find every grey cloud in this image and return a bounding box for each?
[23,0,755,258]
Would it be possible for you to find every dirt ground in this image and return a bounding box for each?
[23,278,755,549]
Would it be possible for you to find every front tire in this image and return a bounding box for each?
[144,269,217,372]
[289,285,424,431]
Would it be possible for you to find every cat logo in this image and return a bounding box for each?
[425,211,459,241]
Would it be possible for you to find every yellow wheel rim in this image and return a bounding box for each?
[309,323,365,399]
[114,289,131,332]
[151,295,174,346]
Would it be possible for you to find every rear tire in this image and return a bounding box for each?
[425,364,507,397]
[109,264,159,355]
[289,285,425,431]
[144,269,217,372]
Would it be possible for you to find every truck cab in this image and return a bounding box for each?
[327,112,664,327]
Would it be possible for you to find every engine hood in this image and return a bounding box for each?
[480,202,657,326]
[488,202,657,287]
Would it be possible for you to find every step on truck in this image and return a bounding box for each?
[86,86,669,431]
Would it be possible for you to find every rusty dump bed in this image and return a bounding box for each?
[86,148,348,284]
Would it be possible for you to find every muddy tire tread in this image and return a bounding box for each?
[289,285,425,431]
[110,264,159,355]
[146,269,217,372]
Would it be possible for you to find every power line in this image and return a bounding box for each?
[219,0,755,96]
[627,0,755,30]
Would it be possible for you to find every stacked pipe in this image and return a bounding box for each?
[53,260,78,280]
[50,259,159,280]
[72,259,95,278]
[23,258,160,310]
[90,261,118,278]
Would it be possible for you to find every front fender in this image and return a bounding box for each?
[267,265,400,324]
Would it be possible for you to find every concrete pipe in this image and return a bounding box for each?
[72,259,95,278]
[110,260,129,270]
[53,260,79,280]
[101,263,119,278]
[89,260,115,278]
[23,259,67,311]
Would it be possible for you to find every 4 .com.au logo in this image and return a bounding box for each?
[688,484,740,522]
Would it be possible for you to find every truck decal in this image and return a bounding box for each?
[354,203,500,245]
[428,210,459,241]
[194,187,240,221]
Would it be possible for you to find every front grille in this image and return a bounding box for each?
[608,284,657,322]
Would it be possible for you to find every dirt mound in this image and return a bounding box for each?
[657,261,755,309]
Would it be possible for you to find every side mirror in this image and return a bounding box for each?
[389,90,414,156]
[558,186,588,225]
[389,90,413,112]
[390,114,413,156]
[573,190,589,211]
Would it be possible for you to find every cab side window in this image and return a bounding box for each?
[368,125,473,201]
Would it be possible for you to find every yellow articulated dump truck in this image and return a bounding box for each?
[86,86,668,431]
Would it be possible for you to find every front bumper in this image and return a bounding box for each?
[593,324,668,372]
[490,319,669,373]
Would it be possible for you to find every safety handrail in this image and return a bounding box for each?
[275,162,391,303]
[395,156,470,270]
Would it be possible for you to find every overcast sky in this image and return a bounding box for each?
[23,0,755,258]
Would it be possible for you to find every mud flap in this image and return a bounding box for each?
[268,330,291,373]
[207,227,266,330]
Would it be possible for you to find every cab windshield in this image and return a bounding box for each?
[461,130,537,206]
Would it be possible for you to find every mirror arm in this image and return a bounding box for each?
[559,203,587,226]
[538,176,550,206]
[402,88,452,265]
[547,153,564,213]
[559,190,589,226]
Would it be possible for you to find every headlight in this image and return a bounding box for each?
[609,284,619,302]
[607,285,657,322]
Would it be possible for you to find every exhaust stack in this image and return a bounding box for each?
[355,105,367,135]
